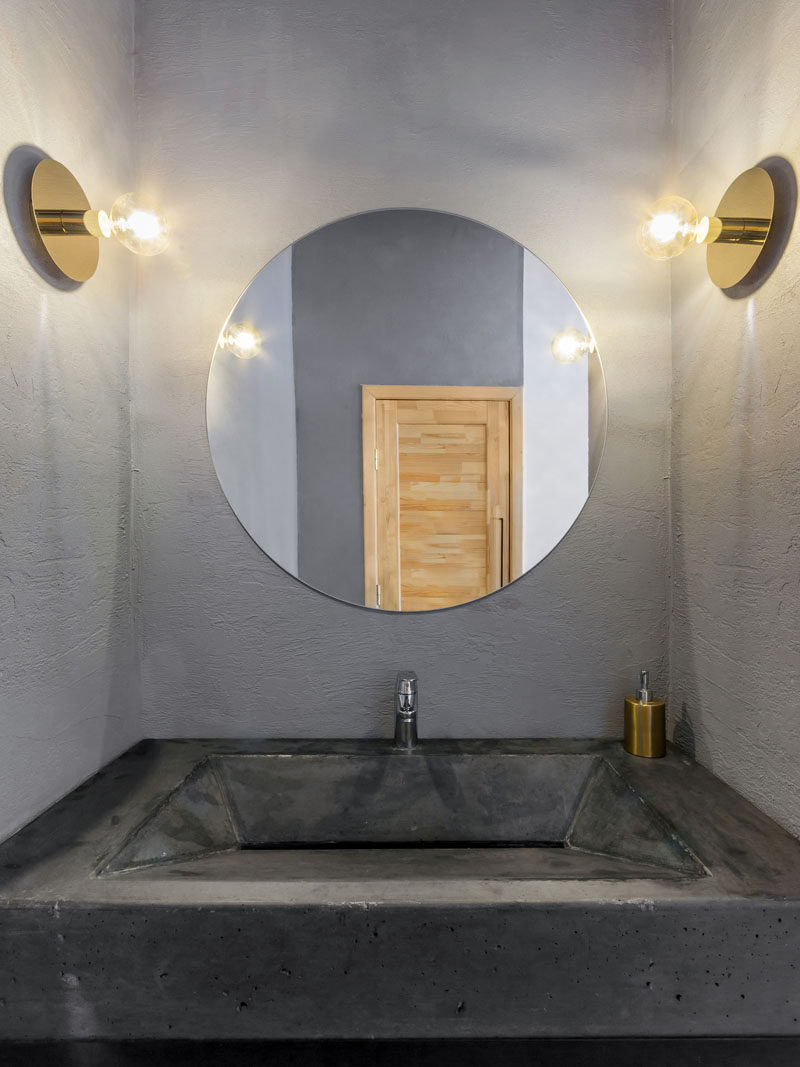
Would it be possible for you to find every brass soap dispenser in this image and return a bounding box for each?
[624,670,666,758]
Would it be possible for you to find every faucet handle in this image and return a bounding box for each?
[394,671,419,750]
[395,670,418,695]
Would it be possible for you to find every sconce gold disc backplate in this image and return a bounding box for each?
[31,159,99,282]
[707,167,775,289]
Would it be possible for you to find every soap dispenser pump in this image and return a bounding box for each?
[624,670,666,758]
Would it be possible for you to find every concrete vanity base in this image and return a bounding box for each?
[1,739,800,1041]
[2,1038,800,1067]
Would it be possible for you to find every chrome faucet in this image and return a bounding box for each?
[393,670,419,751]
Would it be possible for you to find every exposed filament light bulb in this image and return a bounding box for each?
[219,322,263,359]
[551,327,595,364]
[637,195,708,260]
[106,192,170,256]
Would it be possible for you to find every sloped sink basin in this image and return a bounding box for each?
[100,751,705,880]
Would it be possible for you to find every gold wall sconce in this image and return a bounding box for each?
[218,321,263,359]
[551,327,596,364]
[638,166,777,289]
[31,159,169,282]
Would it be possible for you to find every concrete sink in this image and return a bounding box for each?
[99,751,705,880]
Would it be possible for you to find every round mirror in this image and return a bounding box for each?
[207,209,606,612]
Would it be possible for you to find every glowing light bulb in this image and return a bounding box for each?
[219,322,263,359]
[637,196,700,260]
[551,327,594,364]
[109,192,169,256]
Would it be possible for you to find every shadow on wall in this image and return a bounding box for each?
[3,144,81,292]
[673,703,696,759]
[668,155,791,767]
[723,156,797,301]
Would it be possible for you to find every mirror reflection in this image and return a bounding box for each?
[207,209,606,611]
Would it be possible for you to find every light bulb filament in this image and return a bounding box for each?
[219,322,263,359]
[647,212,692,245]
[637,196,699,260]
[108,192,170,256]
[121,209,164,242]
[551,328,595,364]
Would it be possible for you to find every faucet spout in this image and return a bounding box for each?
[393,670,419,751]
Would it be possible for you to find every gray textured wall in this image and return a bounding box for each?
[132,0,672,739]
[0,0,140,842]
[670,1,800,835]
[292,209,523,604]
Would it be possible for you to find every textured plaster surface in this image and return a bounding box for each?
[132,0,673,738]
[0,0,140,843]
[670,1,800,835]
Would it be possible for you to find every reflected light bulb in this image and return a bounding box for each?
[551,327,594,364]
[109,192,169,256]
[637,195,700,260]
[219,322,263,359]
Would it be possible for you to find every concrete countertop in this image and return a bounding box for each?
[1,739,799,1040]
